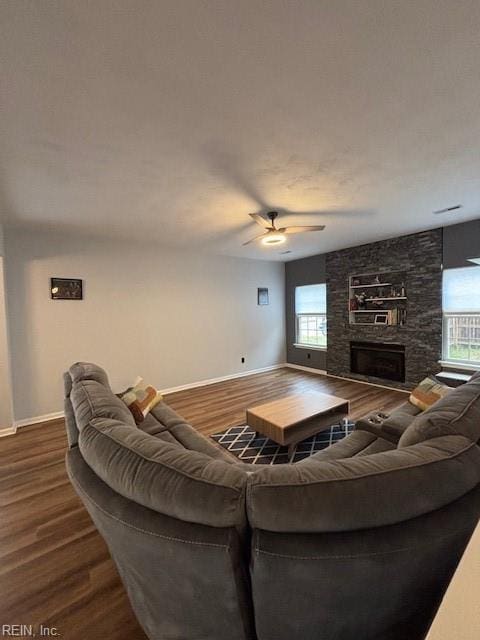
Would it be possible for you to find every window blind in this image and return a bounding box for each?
[443,267,480,313]
[295,284,326,314]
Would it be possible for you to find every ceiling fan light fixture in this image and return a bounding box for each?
[261,233,286,246]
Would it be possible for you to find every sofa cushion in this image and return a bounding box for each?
[71,379,136,431]
[297,431,393,464]
[151,401,189,429]
[400,375,480,447]
[169,423,239,464]
[381,412,415,439]
[78,417,248,528]
[137,401,188,435]
[247,435,480,532]
[69,362,111,388]
[137,412,170,436]
[396,400,423,417]
[353,435,396,456]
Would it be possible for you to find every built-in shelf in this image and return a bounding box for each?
[350,282,392,289]
[348,271,407,326]
[365,297,406,302]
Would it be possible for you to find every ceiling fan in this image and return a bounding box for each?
[243,211,325,246]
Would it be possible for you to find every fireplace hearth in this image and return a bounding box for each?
[350,341,406,383]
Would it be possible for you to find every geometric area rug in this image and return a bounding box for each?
[211,421,354,465]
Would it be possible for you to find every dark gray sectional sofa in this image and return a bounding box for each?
[64,363,480,640]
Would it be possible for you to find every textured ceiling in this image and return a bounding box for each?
[1,1,479,261]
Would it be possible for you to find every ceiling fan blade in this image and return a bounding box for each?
[249,213,269,228]
[280,225,326,234]
[242,232,269,246]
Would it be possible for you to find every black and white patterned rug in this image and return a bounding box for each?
[211,421,354,465]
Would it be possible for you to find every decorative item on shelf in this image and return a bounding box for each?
[349,270,408,326]
[50,278,83,300]
[374,313,389,325]
[257,287,269,305]
[355,292,367,309]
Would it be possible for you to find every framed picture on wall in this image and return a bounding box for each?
[50,277,83,300]
[257,287,269,305]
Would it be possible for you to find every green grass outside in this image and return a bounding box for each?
[299,335,327,347]
[448,344,480,362]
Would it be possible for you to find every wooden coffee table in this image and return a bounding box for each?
[246,392,350,457]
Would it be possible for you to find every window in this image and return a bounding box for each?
[442,266,480,365]
[295,284,327,348]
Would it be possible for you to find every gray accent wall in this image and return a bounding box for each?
[443,218,480,269]
[285,254,327,370]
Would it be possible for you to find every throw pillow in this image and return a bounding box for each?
[409,376,451,411]
[118,377,163,424]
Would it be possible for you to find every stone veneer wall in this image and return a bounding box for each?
[326,228,443,390]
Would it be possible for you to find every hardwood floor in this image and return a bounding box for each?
[0,368,406,639]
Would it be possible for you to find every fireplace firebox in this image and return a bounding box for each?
[350,341,405,383]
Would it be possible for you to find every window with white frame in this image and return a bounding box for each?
[295,283,327,348]
[442,266,480,365]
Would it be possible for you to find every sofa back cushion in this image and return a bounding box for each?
[399,374,480,447]
[246,435,480,532]
[69,361,111,388]
[64,362,115,446]
[63,372,79,447]
[71,379,136,431]
[78,417,248,528]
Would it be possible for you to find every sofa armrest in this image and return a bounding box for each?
[356,411,414,444]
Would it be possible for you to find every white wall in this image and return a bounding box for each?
[0,230,14,430]
[5,228,286,422]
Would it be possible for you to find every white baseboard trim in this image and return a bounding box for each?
[326,373,410,394]
[12,365,288,429]
[14,411,65,429]
[161,364,287,395]
[0,425,17,437]
[285,363,328,375]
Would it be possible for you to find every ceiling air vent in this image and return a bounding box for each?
[433,204,462,214]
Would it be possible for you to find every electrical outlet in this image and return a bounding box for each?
[241,357,245,363]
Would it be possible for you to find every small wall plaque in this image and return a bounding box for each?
[51,278,83,300]
[257,287,269,305]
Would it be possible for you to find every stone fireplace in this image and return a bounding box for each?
[326,228,443,390]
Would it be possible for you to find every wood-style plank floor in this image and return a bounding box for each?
[0,368,406,639]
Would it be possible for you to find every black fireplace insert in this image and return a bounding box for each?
[350,341,405,383]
